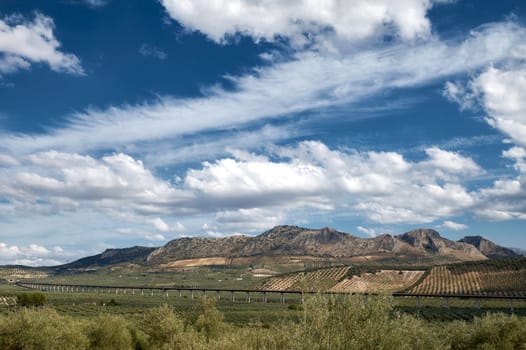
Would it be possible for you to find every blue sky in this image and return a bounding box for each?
[0,0,525,265]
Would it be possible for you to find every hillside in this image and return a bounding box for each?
[55,246,156,270]
[46,226,519,271]
[145,226,488,266]
[258,257,526,295]
[458,236,518,259]
[259,265,425,293]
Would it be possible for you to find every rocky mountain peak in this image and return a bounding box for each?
[398,229,442,252]
[459,235,517,259]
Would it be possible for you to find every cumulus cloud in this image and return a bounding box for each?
[422,147,483,176]
[0,13,83,75]
[444,63,526,221]
[0,242,72,266]
[184,141,482,224]
[161,0,438,45]
[0,142,486,228]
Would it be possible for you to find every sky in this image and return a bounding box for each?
[0,0,525,265]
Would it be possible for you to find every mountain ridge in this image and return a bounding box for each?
[50,226,518,270]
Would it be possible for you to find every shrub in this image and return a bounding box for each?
[16,292,47,307]
[194,298,227,341]
[86,315,136,350]
[446,313,526,350]
[142,304,199,350]
[0,307,88,350]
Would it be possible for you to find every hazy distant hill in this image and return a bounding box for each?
[56,246,155,270]
[458,236,518,259]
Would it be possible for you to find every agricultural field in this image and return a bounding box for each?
[330,270,424,293]
[408,257,526,296]
[259,266,351,291]
[259,265,425,293]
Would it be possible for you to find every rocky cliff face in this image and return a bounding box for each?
[458,236,518,259]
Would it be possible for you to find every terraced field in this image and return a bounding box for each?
[260,266,351,291]
[330,270,424,293]
[408,257,526,296]
[259,266,424,293]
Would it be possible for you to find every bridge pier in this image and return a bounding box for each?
[443,297,449,309]
[416,296,421,308]
[231,291,235,302]
[216,290,220,301]
[246,291,251,303]
[280,292,285,304]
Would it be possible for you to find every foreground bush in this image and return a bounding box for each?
[447,313,526,350]
[142,304,200,350]
[0,295,524,349]
[0,307,88,350]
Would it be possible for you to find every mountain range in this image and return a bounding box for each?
[55,226,519,270]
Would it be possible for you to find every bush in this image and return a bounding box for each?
[194,298,227,341]
[0,307,88,350]
[142,304,199,350]
[292,294,443,350]
[86,315,136,350]
[446,313,526,350]
[16,292,47,307]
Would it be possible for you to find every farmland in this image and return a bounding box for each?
[408,257,526,296]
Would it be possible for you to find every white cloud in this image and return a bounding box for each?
[0,242,73,266]
[149,217,170,232]
[215,208,286,232]
[2,21,524,155]
[444,63,526,221]
[423,147,483,176]
[184,141,480,224]
[0,142,485,228]
[144,233,166,241]
[356,226,378,237]
[0,13,83,75]
[161,0,437,45]
[440,220,468,231]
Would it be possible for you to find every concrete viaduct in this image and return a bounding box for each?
[16,281,526,310]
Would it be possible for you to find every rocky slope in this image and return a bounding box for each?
[56,226,516,269]
[145,226,487,265]
[458,236,518,259]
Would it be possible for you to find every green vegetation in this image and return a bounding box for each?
[16,292,47,307]
[0,295,524,349]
